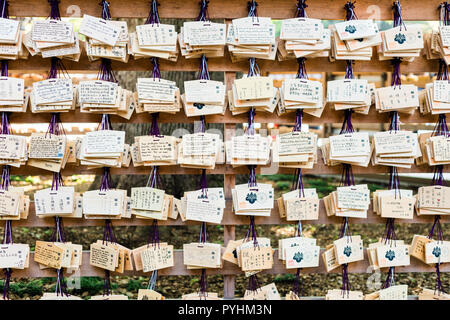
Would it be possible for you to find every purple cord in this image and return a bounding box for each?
[247,0,258,20]
[0,0,9,19]
[199,268,208,296]
[432,62,449,142]
[292,268,302,297]
[46,113,66,137]
[247,57,260,77]
[48,58,58,79]
[296,58,308,80]
[247,165,257,188]
[101,219,119,282]
[341,263,350,296]
[339,216,352,239]
[98,113,113,131]
[296,0,308,18]
[2,220,12,245]
[47,57,70,80]
[388,166,401,200]
[434,263,446,294]
[147,166,162,189]
[437,59,449,81]
[199,169,208,198]
[341,60,355,140]
[247,108,256,136]
[51,172,64,191]
[198,168,208,243]
[1,112,10,135]
[102,219,117,245]
[196,0,210,22]
[0,103,11,299]
[389,110,400,132]
[96,59,115,150]
[292,168,305,198]
[439,2,450,26]
[2,268,12,300]
[339,163,355,187]
[382,266,396,289]
[149,113,162,136]
[48,0,61,20]
[103,270,112,296]
[432,165,446,186]
[392,1,406,30]
[151,57,161,80]
[1,60,7,77]
[338,160,354,296]
[0,166,9,191]
[344,1,358,21]
[100,167,112,191]
[51,216,66,243]
[97,58,117,83]
[428,215,444,241]
[382,218,398,246]
[391,58,402,88]
[99,0,111,20]
[345,60,354,79]
[198,55,210,80]
[247,274,261,292]
[145,0,160,25]
[244,216,259,248]
[147,219,160,246]
[293,109,303,132]
[339,109,354,134]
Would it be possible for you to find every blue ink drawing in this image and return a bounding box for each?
[385,250,396,261]
[343,246,352,257]
[246,192,257,204]
[394,33,406,44]
[293,252,303,263]
[345,25,357,34]
[432,247,441,258]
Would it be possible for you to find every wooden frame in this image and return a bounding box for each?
[3,0,448,300]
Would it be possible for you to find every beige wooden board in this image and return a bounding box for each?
[8,104,441,124]
[8,55,440,73]
[11,249,449,278]
[14,201,450,227]
[11,0,443,20]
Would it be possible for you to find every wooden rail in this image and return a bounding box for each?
[10,0,443,20]
[12,249,449,279]
[8,105,442,124]
[11,202,450,228]
[8,54,440,73]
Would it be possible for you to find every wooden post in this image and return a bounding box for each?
[223,73,237,297]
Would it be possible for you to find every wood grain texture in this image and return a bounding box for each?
[12,201,449,228]
[3,0,447,291]
[12,249,448,279]
[8,105,441,124]
[8,54,440,73]
[8,159,448,176]
[9,0,443,20]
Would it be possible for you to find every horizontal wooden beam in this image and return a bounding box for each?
[9,160,448,176]
[8,104,441,125]
[10,0,443,20]
[8,54,439,74]
[12,201,449,228]
[10,249,448,279]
